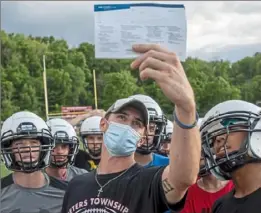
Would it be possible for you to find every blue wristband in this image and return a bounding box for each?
[173,110,199,129]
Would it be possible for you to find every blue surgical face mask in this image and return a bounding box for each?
[103,122,142,157]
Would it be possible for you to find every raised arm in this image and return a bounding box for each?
[131,44,201,205]
[162,105,200,204]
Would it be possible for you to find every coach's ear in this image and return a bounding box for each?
[100,118,109,133]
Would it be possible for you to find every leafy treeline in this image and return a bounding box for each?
[1,30,261,120]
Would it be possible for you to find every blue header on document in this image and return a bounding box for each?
[94,3,185,12]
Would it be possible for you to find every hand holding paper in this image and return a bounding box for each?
[131,43,194,113]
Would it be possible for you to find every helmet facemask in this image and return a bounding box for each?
[136,112,167,155]
[1,122,53,173]
[51,131,79,168]
[81,131,103,159]
[199,150,211,177]
[201,111,261,180]
[158,133,171,156]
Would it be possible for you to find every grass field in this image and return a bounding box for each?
[1,163,12,178]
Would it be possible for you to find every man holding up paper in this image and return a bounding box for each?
[61,43,201,213]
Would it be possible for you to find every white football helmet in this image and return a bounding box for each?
[129,94,167,154]
[163,120,173,142]
[198,118,203,126]
[158,119,173,156]
[46,118,79,168]
[80,116,103,158]
[1,111,53,173]
[200,100,261,180]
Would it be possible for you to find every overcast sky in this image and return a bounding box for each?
[1,1,261,62]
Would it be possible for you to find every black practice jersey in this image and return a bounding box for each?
[212,187,261,213]
[61,163,186,213]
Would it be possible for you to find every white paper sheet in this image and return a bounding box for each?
[94,3,187,61]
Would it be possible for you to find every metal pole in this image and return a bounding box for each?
[93,69,98,109]
[43,55,49,120]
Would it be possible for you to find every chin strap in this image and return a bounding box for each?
[89,150,102,159]
[50,161,68,169]
[135,148,152,155]
[199,165,211,177]
[217,151,261,176]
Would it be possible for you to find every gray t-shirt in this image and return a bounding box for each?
[66,165,88,182]
[1,172,68,213]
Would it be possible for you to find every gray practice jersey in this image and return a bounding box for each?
[66,165,88,181]
[1,173,68,213]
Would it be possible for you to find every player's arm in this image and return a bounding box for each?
[69,112,91,127]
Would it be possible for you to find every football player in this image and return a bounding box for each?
[201,100,261,213]
[1,111,67,213]
[77,116,103,171]
[129,94,169,167]
[158,120,173,157]
[181,150,234,213]
[45,118,87,181]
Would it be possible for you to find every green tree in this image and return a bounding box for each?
[1,30,260,121]
[101,71,144,109]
